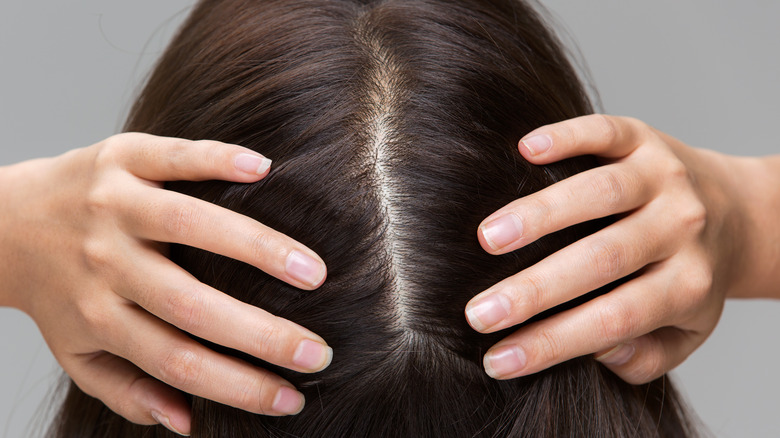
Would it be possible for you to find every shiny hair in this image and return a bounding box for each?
[50,0,697,436]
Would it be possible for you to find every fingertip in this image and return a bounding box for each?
[234,153,273,180]
[139,378,192,435]
[285,249,327,290]
[292,338,334,372]
[272,386,306,415]
[518,134,553,160]
[477,214,524,254]
[476,224,497,254]
[594,342,636,367]
[151,409,191,436]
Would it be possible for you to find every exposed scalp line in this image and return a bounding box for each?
[354,14,415,341]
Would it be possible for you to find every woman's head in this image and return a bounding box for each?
[52,0,696,436]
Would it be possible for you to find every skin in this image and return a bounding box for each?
[467,114,780,384]
[0,133,333,436]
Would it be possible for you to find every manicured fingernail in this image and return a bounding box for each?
[466,293,511,331]
[293,339,333,371]
[521,134,553,156]
[235,153,272,175]
[272,387,305,415]
[285,250,326,287]
[480,214,523,250]
[595,343,635,366]
[151,410,189,436]
[484,345,527,379]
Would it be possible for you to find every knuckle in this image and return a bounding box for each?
[78,299,111,333]
[622,116,650,135]
[165,139,201,173]
[194,139,228,164]
[82,237,112,272]
[595,299,633,345]
[534,326,564,363]
[682,262,714,304]
[527,195,558,231]
[588,239,627,279]
[233,380,263,412]
[663,156,689,182]
[591,114,619,144]
[632,351,665,384]
[249,228,283,262]
[556,120,576,145]
[98,134,126,159]
[165,287,207,333]
[112,392,138,420]
[85,183,115,217]
[517,271,550,314]
[162,201,200,240]
[94,133,138,169]
[589,170,626,211]
[159,347,201,389]
[681,199,708,235]
[257,374,281,414]
[253,321,286,359]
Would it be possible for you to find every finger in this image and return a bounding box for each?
[117,246,332,374]
[102,132,272,183]
[63,352,191,435]
[468,203,672,333]
[118,185,326,290]
[595,326,705,385]
[478,161,657,254]
[107,305,306,416]
[479,265,681,380]
[517,114,649,164]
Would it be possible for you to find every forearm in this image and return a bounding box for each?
[0,157,53,311]
[727,154,780,299]
[0,162,19,309]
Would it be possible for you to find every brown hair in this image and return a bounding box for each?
[50,0,697,436]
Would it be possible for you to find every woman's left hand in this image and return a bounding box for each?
[464,114,757,384]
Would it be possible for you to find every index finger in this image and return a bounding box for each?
[119,185,327,290]
[100,132,273,183]
[517,114,649,163]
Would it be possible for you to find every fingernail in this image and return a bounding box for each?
[293,339,333,371]
[480,214,523,250]
[484,345,527,379]
[595,343,636,366]
[521,134,553,156]
[466,293,511,331]
[235,153,272,175]
[272,387,305,415]
[285,250,326,287]
[151,410,189,436]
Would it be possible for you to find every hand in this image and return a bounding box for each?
[0,134,332,435]
[465,114,763,385]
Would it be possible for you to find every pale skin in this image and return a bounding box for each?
[466,114,780,384]
[0,133,334,436]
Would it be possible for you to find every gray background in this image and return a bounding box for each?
[1,1,778,436]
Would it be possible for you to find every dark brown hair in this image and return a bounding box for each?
[50,0,697,436]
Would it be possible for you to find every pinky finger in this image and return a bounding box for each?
[595,326,705,385]
[64,352,191,436]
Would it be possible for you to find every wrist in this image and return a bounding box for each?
[0,157,57,312]
[0,163,21,309]
[724,154,780,298]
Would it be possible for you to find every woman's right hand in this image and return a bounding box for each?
[0,133,332,436]
[467,115,780,384]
